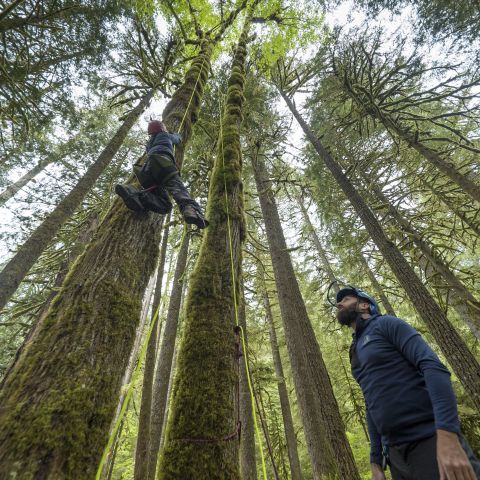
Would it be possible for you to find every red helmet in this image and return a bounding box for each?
[148,120,166,135]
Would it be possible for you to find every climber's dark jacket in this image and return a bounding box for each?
[146,131,182,162]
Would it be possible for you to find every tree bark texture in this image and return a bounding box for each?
[134,219,171,480]
[0,92,153,312]
[282,91,480,410]
[252,153,360,480]
[146,228,190,480]
[238,287,258,480]
[263,286,303,480]
[158,25,250,480]
[0,41,212,478]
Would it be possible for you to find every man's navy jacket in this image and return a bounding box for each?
[351,314,460,465]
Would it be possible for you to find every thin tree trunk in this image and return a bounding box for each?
[255,385,281,480]
[297,198,379,436]
[371,185,480,338]
[0,156,55,205]
[332,335,370,442]
[134,217,171,480]
[105,419,125,480]
[262,284,303,480]
[158,20,252,479]
[297,197,338,285]
[252,152,360,480]
[147,228,190,480]
[0,92,153,311]
[238,286,258,480]
[0,41,211,478]
[282,91,480,410]
[416,253,480,338]
[358,253,397,317]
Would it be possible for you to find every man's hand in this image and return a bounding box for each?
[371,463,386,480]
[437,429,476,480]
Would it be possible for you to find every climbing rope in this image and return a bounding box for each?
[218,91,269,480]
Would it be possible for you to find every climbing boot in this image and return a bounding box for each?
[182,204,209,229]
[139,188,173,214]
[115,184,145,212]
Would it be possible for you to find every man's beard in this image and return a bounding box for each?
[336,305,359,326]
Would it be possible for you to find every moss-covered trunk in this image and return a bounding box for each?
[0,212,100,389]
[0,43,212,479]
[147,228,191,480]
[252,153,359,480]
[134,219,171,480]
[282,90,480,411]
[157,23,250,480]
[0,92,153,312]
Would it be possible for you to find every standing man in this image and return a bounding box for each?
[116,120,208,228]
[336,286,480,480]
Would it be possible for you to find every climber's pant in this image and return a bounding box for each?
[135,153,199,211]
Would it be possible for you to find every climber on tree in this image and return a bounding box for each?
[115,120,208,229]
[333,284,480,480]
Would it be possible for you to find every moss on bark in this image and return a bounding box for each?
[157,23,251,480]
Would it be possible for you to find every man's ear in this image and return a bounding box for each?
[359,301,370,312]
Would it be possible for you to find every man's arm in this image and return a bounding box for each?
[367,406,385,480]
[383,316,459,433]
[169,133,182,145]
[383,317,476,480]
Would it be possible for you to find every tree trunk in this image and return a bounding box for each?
[371,185,480,338]
[262,284,303,480]
[238,286,258,480]
[146,228,190,480]
[282,90,480,410]
[297,197,338,285]
[0,91,153,311]
[0,41,211,478]
[252,153,360,480]
[158,22,251,480]
[134,218,171,480]
[332,335,370,442]
[0,156,56,205]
